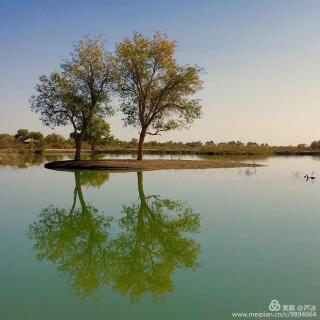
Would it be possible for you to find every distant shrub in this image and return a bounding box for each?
[0,134,14,142]
[45,133,65,144]
[44,133,72,148]
[185,141,203,147]
[0,134,16,149]
[311,141,320,149]
[15,129,29,140]
[28,131,44,141]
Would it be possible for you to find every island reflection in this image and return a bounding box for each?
[28,170,201,301]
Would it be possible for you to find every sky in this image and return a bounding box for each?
[1,0,320,145]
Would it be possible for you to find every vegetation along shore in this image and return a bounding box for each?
[1,131,320,157]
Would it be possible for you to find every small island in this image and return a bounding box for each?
[45,159,262,171]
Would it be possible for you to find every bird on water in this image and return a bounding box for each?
[304,174,316,181]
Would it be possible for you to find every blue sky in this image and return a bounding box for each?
[1,0,320,145]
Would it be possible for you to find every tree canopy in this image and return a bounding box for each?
[30,32,204,159]
[114,32,203,159]
[30,36,114,160]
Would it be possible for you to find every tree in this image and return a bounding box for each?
[44,133,65,144]
[84,117,111,150]
[311,140,320,149]
[15,129,29,140]
[114,32,203,160]
[30,36,114,160]
[28,131,44,141]
[129,138,138,145]
[185,141,203,147]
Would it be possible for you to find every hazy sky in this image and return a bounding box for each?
[1,0,320,145]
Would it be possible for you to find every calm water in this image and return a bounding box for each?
[0,154,320,319]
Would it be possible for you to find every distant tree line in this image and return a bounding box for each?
[0,127,113,150]
[2,128,319,153]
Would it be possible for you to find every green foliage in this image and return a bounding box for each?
[79,170,109,188]
[109,172,200,302]
[15,129,29,140]
[0,127,315,156]
[44,133,65,143]
[113,32,203,159]
[0,153,65,169]
[29,204,113,297]
[28,171,113,298]
[28,171,200,301]
[311,140,320,149]
[30,36,115,160]
[84,117,111,150]
[28,131,44,141]
[129,138,138,145]
[185,141,203,147]
[13,129,43,144]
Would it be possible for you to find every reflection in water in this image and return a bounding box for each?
[0,152,71,169]
[28,171,201,301]
[28,171,113,298]
[238,168,257,176]
[1,151,269,170]
[109,172,201,301]
[79,170,110,188]
[0,152,107,170]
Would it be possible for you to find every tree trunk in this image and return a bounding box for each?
[137,129,146,160]
[74,171,87,210]
[91,137,95,151]
[137,171,145,200]
[74,136,83,161]
[137,171,149,209]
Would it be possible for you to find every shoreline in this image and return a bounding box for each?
[44,159,263,171]
[2,147,320,156]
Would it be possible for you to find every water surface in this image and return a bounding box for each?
[0,155,319,319]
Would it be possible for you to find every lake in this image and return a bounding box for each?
[0,154,319,319]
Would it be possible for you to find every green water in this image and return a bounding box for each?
[0,155,319,319]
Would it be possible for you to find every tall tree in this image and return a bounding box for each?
[30,36,114,160]
[114,32,203,160]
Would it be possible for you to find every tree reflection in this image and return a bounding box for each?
[0,153,66,169]
[28,171,113,298]
[29,171,201,301]
[108,172,200,301]
[79,170,109,188]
